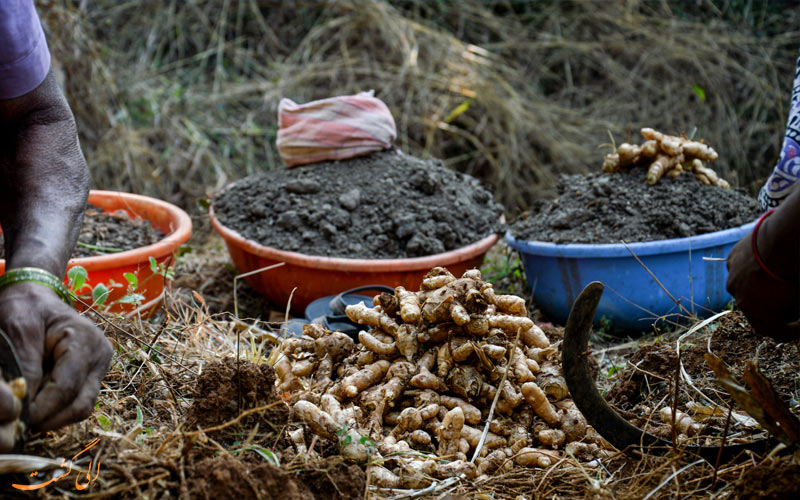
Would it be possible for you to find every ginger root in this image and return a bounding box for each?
[358,330,398,356]
[522,382,561,426]
[438,406,465,458]
[604,128,728,188]
[338,360,391,399]
[515,447,555,467]
[278,266,588,473]
[395,286,421,323]
[659,407,702,436]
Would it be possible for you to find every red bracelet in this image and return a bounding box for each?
[751,209,789,282]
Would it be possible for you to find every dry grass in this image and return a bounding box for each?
[11,285,793,500]
[39,0,800,212]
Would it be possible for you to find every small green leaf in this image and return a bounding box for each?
[247,446,280,466]
[124,272,138,288]
[342,435,352,445]
[692,84,706,101]
[336,424,348,436]
[118,293,145,305]
[96,414,111,430]
[149,256,158,273]
[92,283,109,307]
[136,406,144,425]
[67,266,88,292]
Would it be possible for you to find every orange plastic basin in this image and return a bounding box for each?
[209,206,499,314]
[0,190,192,318]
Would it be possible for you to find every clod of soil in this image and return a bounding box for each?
[212,149,504,258]
[606,342,678,411]
[187,358,287,430]
[0,206,163,259]
[293,458,367,500]
[188,455,365,500]
[509,170,761,243]
[734,462,800,500]
[189,455,312,500]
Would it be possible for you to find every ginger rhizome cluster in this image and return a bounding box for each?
[274,267,611,488]
[603,128,729,187]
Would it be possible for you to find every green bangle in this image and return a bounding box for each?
[0,267,73,306]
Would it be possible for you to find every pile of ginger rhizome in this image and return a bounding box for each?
[603,127,729,187]
[271,267,614,489]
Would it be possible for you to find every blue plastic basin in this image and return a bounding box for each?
[506,221,756,332]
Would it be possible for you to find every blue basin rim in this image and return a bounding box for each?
[505,220,756,258]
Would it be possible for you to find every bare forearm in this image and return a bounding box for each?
[0,72,89,277]
[756,186,800,281]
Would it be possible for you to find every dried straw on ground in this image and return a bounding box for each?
[10,262,790,499]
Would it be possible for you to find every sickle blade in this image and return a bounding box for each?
[561,281,770,462]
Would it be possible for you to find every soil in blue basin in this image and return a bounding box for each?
[509,169,760,244]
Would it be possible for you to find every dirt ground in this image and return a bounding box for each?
[509,170,761,244]
[212,149,504,258]
[604,310,800,445]
[3,227,798,499]
[0,205,163,259]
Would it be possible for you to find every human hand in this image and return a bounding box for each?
[726,230,800,342]
[0,283,113,448]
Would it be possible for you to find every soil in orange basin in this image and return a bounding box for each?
[212,149,504,258]
[0,205,163,258]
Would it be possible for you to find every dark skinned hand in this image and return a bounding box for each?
[0,283,112,450]
[726,189,800,343]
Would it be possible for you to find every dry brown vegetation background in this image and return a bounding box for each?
[40,0,800,213]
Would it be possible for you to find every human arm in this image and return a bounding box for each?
[726,186,800,342]
[0,72,113,445]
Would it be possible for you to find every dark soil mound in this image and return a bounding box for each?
[734,462,800,500]
[607,310,800,413]
[0,206,163,258]
[212,149,504,258]
[188,455,365,500]
[293,458,366,499]
[187,358,287,432]
[189,455,313,500]
[606,342,678,411]
[509,170,761,244]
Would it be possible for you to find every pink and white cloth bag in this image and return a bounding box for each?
[276,91,397,167]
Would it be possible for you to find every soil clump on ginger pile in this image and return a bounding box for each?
[0,205,163,258]
[212,149,504,258]
[509,170,760,243]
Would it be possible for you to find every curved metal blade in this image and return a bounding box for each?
[561,281,770,462]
